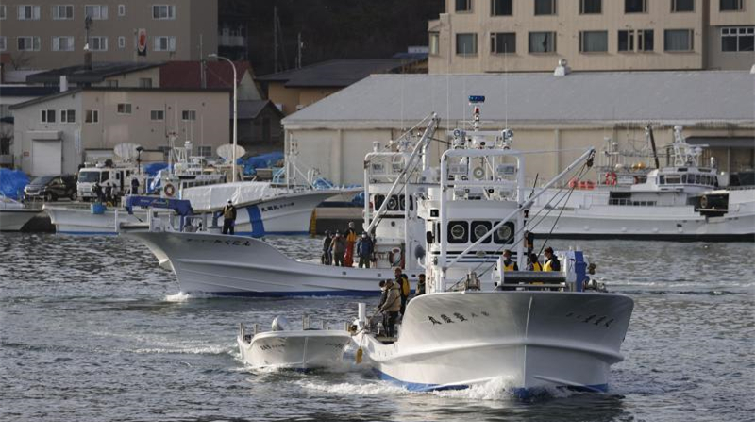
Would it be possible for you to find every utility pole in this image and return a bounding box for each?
[296,32,303,69]
[273,6,279,73]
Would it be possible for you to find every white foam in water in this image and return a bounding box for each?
[132,345,229,355]
[164,292,193,302]
[296,379,409,396]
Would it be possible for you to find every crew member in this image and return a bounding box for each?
[356,232,374,268]
[394,267,410,316]
[343,221,358,267]
[415,274,426,296]
[130,177,140,195]
[502,249,518,271]
[222,200,237,235]
[527,253,543,272]
[322,230,332,265]
[379,279,401,338]
[543,247,561,272]
[332,232,346,266]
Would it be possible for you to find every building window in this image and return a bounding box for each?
[0,37,6,52]
[491,0,512,16]
[117,103,132,114]
[107,80,118,88]
[722,26,754,52]
[89,36,108,51]
[456,33,478,55]
[529,31,556,53]
[60,109,76,123]
[52,5,74,20]
[41,109,56,123]
[580,0,601,14]
[17,5,41,20]
[118,4,125,16]
[672,0,695,11]
[17,36,41,51]
[664,29,694,51]
[638,29,654,51]
[152,5,176,19]
[534,0,556,15]
[0,5,6,20]
[455,0,472,12]
[139,78,153,88]
[182,110,196,121]
[154,36,176,52]
[118,36,126,49]
[197,146,212,158]
[429,32,440,55]
[491,32,515,54]
[625,0,646,13]
[618,30,634,51]
[85,109,99,124]
[720,0,744,11]
[150,110,165,121]
[580,31,608,52]
[84,5,108,20]
[52,36,75,51]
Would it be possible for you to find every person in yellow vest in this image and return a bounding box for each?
[502,249,518,271]
[393,267,411,316]
[527,253,543,272]
[543,247,561,272]
[222,200,237,235]
[343,221,358,267]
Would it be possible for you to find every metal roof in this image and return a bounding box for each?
[283,71,755,127]
[234,100,283,120]
[10,87,230,110]
[256,59,421,88]
[26,62,164,84]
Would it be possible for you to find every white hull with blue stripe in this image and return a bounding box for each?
[355,292,633,395]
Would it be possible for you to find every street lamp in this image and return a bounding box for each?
[208,53,238,183]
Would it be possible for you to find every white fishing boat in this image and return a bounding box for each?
[530,127,755,241]
[124,114,440,294]
[0,194,40,231]
[351,99,633,397]
[237,316,351,370]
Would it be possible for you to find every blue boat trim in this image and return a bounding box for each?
[375,369,608,397]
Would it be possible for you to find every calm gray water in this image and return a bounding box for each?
[1,233,753,422]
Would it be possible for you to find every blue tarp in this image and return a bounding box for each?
[239,152,284,176]
[0,169,29,200]
[143,162,170,176]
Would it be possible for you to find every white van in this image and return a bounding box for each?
[77,165,141,201]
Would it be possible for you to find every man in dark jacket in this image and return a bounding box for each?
[356,232,374,268]
[222,200,237,235]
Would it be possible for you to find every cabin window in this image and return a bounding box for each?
[666,176,681,184]
[471,221,492,243]
[374,194,385,209]
[681,175,688,183]
[101,172,110,182]
[493,221,515,244]
[448,221,468,243]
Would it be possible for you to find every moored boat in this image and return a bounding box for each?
[0,194,40,231]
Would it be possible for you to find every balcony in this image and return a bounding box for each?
[219,28,246,47]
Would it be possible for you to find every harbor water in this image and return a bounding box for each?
[1,233,753,422]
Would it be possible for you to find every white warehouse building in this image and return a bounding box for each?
[281,70,754,186]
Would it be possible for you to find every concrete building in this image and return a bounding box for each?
[282,71,754,185]
[0,85,58,168]
[0,1,217,70]
[257,58,428,116]
[428,0,755,73]
[10,87,229,176]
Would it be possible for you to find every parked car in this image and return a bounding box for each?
[24,175,77,201]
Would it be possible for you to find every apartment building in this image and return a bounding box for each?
[0,1,217,70]
[428,0,754,73]
[10,87,229,176]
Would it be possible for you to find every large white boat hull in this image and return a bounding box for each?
[123,231,424,295]
[238,330,352,370]
[531,189,755,241]
[0,209,40,231]
[357,292,633,395]
[44,191,338,236]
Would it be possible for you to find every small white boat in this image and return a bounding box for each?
[0,194,40,231]
[237,316,352,370]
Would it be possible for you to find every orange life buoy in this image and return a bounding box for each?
[164,183,176,197]
[568,177,578,189]
[604,172,617,186]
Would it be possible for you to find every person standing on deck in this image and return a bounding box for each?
[343,222,358,267]
[527,253,543,272]
[356,232,374,268]
[222,200,237,235]
[415,274,426,296]
[322,230,333,265]
[502,249,518,271]
[394,267,410,316]
[130,177,140,195]
[379,279,401,338]
[543,247,561,272]
[332,232,346,266]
